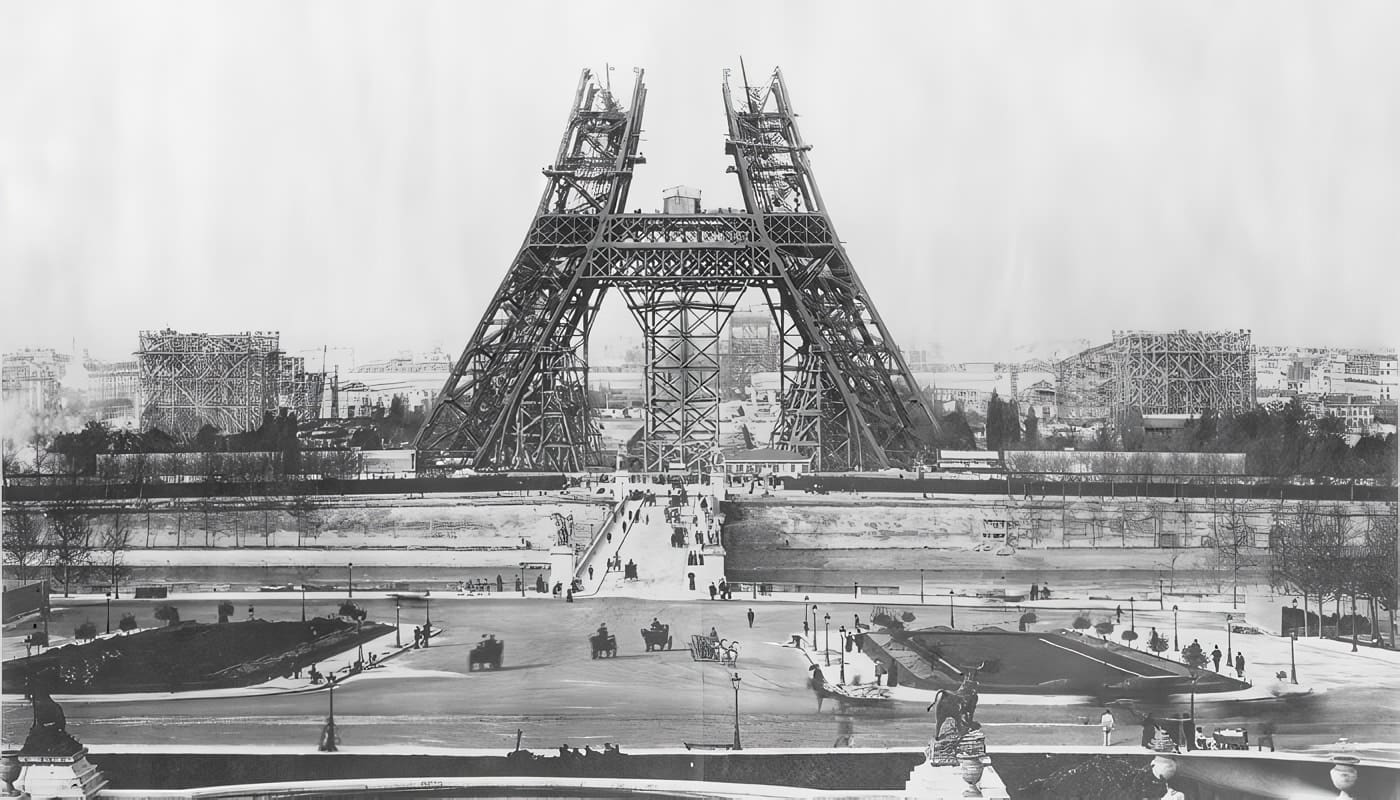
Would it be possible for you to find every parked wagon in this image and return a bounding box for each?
[469,636,504,670]
[641,625,673,651]
[688,634,737,665]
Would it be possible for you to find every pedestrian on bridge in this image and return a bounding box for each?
[1211,645,1223,671]
[747,608,755,628]
[1234,652,1245,680]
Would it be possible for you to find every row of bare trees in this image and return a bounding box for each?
[2,501,133,597]
[1269,502,1398,644]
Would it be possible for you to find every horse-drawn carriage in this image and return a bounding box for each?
[590,630,618,658]
[469,636,504,670]
[641,624,673,651]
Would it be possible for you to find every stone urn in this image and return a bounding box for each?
[0,750,19,797]
[1151,754,1178,783]
[958,755,986,797]
[1330,755,1360,799]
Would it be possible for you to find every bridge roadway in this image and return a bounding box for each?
[4,597,1398,758]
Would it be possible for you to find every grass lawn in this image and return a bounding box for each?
[3,617,390,695]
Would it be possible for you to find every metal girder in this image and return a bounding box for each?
[722,67,939,469]
[416,66,936,474]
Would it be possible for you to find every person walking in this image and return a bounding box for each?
[708,582,718,601]
[1211,645,1223,672]
[1115,605,1123,624]
[1234,652,1246,680]
[588,566,594,582]
[747,608,755,628]
[1030,583,1039,601]
[1100,708,1116,746]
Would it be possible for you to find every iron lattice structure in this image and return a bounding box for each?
[1109,330,1255,419]
[416,67,938,474]
[139,330,281,438]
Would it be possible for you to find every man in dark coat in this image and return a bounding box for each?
[1211,645,1223,671]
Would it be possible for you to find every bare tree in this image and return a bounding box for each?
[2,505,45,583]
[1213,499,1259,608]
[45,501,96,597]
[98,505,135,598]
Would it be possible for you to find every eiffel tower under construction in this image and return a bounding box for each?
[415,65,939,475]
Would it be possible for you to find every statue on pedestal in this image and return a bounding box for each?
[925,671,982,766]
[18,689,84,759]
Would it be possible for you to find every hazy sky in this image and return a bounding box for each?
[2,1,1397,365]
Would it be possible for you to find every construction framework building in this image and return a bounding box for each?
[415,66,938,474]
[1109,330,1255,419]
[718,308,779,398]
[139,330,322,439]
[1055,342,1115,424]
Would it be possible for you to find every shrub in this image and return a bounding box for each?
[1149,632,1170,654]
[1094,620,1115,638]
[119,613,138,632]
[154,604,180,626]
[900,611,916,623]
[74,621,98,641]
[338,601,367,621]
[217,601,235,623]
[1120,630,1139,647]
[1072,613,1091,631]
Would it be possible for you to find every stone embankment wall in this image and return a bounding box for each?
[2,493,615,552]
[724,493,1390,551]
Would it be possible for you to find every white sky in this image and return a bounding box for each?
[1,1,1397,365]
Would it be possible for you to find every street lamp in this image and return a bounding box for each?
[319,680,339,752]
[824,613,831,666]
[1290,629,1298,684]
[424,596,432,646]
[395,598,402,647]
[811,604,818,647]
[1226,613,1234,664]
[1158,576,1165,610]
[1187,668,1200,745]
[348,562,353,598]
[1172,605,1180,652]
[948,590,955,628]
[1350,594,1359,653]
[105,591,111,634]
[730,672,743,750]
[1129,596,1135,635]
[920,569,925,603]
[301,583,307,622]
[838,626,847,684]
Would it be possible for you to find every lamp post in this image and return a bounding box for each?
[1158,576,1165,610]
[811,604,818,647]
[824,613,831,666]
[948,590,955,628]
[1128,596,1135,635]
[1187,668,1199,742]
[319,680,338,752]
[838,626,846,684]
[301,582,307,622]
[1290,629,1298,684]
[1172,605,1179,652]
[424,596,432,646]
[1350,594,1359,653]
[919,569,925,603]
[395,598,402,647]
[105,591,111,634]
[519,564,527,597]
[347,562,353,598]
[1226,613,1234,664]
[730,672,742,750]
